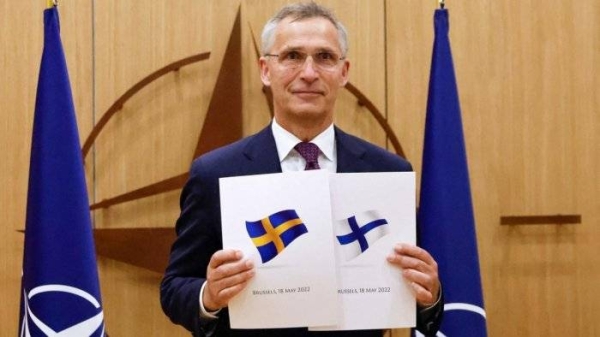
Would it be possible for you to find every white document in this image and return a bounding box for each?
[220,170,338,329]
[311,172,417,331]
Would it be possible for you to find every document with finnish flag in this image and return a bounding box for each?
[311,172,416,331]
[220,171,416,330]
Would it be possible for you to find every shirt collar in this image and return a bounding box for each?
[271,119,335,162]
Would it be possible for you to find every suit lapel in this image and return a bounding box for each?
[335,127,370,173]
[242,125,282,175]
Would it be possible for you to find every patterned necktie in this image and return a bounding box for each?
[294,142,321,170]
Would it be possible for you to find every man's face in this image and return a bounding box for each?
[260,17,350,130]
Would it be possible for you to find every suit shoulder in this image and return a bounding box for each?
[339,130,413,172]
[191,136,250,170]
[189,126,276,177]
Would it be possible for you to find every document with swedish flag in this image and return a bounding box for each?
[220,170,338,329]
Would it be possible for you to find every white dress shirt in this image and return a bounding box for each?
[271,118,337,173]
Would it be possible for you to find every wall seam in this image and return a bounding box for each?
[91,0,96,226]
[383,0,390,151]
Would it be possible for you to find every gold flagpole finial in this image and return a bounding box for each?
[47,0,57,8]
[439,0,445,9]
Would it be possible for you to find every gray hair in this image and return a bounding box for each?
[261,2,349,57]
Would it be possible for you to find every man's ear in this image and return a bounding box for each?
[339,59,350,87]
[259,57,271,86]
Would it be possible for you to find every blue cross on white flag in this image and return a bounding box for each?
[335,210,390,261]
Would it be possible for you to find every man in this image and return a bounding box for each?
[161,2,443,336]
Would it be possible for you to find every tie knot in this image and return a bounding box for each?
[294,142,321,170]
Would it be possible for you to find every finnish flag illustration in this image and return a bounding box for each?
[335,210,389,261]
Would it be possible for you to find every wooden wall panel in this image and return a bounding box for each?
[0,1,93,336]
[0,3,42,334]
[331,0,387,147]
[387,0,600,336]
[488,2,599,336]
[92,0,240,335]
[241,0,282,135]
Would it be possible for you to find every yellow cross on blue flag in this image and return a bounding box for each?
[246,209,309,263]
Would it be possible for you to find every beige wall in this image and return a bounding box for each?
[1,0,598,336]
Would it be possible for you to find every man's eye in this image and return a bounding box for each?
[316,52,334,61]
[283,51,303,60]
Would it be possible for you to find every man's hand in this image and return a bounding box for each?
[203,249,255,311]
[387,243,440,308]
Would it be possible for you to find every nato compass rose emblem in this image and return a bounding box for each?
[20,284,105,337]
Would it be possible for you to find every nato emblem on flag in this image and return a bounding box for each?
[336,210,390,261]
[246,209,309,263]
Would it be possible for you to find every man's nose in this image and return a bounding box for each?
[298,56,319,81]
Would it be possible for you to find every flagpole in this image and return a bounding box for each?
[47,0,57,8]
[439,0,445,9]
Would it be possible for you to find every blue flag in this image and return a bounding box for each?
[246,209,308,263]
[19,7,105,336]
[416,9,487,336]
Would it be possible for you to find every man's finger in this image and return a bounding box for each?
[205,268,254,310]
[409,281,437,307]
[402,269,436,291]
[208,259,254,283]
[210,268,255,291]
[208,249,243,269]
[215,279,252,304]
[393,243,436,265]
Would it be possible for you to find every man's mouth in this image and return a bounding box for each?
[292,90,324,96]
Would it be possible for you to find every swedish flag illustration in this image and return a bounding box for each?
[246,209,308,263]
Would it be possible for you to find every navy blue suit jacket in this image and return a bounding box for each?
[160,125,442,336]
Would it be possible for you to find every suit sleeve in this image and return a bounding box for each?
[160,159,222,335]
[416,288,444,335]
